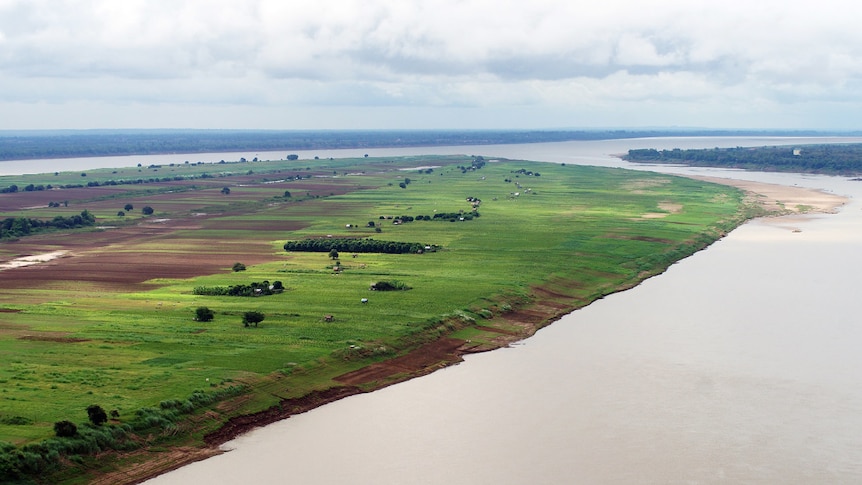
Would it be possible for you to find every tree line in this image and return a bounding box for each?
[625,144,862,176]
[0,210,96,239]
[283,238,436,254]
[6,129,844,162]
[193,280,284,297]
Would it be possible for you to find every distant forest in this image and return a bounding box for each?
[0,129,853,162]
[625,144,862,176]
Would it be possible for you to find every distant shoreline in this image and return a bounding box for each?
[1,129,858,162]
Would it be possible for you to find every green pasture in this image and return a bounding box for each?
[0,156,750,450]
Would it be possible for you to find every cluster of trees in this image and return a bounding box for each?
[193,280,284,297]
[457,156,487,173]
[0,210,95,239]
[430,211,479,222]
[625,144,862,176]
[284,237,435,254]
[510,168,541,177]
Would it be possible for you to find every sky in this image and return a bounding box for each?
[1,0,862,131]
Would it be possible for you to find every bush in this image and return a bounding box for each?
[141,206,154,215]
[53,421,77,437]
[86,405,107,426]
[195,307,214,322]
[232,262,246,272]
[369,280,412,291]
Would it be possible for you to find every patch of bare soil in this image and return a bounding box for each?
[0,214,285,294]
[203,386,365,446]
[86,447,223,485]
[334,337,466,386]
[18,334,89,343]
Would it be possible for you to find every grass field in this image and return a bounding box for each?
[0,155,755,483]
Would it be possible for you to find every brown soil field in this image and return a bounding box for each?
[0,213,293,294]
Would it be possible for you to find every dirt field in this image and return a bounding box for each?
[0,214,289,294]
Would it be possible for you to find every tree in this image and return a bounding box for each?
[86,404,108,426]
[242,311,265,327]
[142,206,154,215]
[54,420,78,437]
[287,154,299,160]
[283,190,291,198]
[221,187,231,195]
[124,203,134,211]
[117,211,125,217]
[232,262,246,272]
[328,248,339,260]
[195,307,214,322]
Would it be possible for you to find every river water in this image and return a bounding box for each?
[25,137,862,484]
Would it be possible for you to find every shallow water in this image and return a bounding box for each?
[75,137,858,484]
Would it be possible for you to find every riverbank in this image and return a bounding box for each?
[105,178,842,485]
[0,154,821,484]
[92,284,582,484]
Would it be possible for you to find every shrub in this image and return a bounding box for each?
[369,280,412,291]
[86,405,107,426]
[53,421,77,437]
[232,262,246,272]
[195,307,214,322]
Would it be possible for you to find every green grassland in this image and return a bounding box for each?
[0,155,757,482]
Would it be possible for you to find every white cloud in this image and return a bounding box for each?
[1,0,862,129]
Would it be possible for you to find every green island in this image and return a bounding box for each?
[625,143,862,175]
[0,154,765,483]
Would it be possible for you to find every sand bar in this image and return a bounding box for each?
[686,175,848,214]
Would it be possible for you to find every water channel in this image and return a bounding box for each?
[15,137,861,484]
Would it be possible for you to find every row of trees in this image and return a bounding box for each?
[376,210,480,223]
[284,238,435,254]
[0,210,96,239]
[193,280,284,297]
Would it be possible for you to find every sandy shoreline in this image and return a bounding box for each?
[684,175,848,214]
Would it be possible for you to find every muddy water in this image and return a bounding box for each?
[121,138,862,484]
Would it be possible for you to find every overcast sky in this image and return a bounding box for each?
[1,0,861,131]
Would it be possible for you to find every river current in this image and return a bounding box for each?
[20,137,861,484]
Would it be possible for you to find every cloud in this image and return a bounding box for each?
[1,0,862,129]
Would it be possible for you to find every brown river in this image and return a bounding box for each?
[41,136,859,485]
